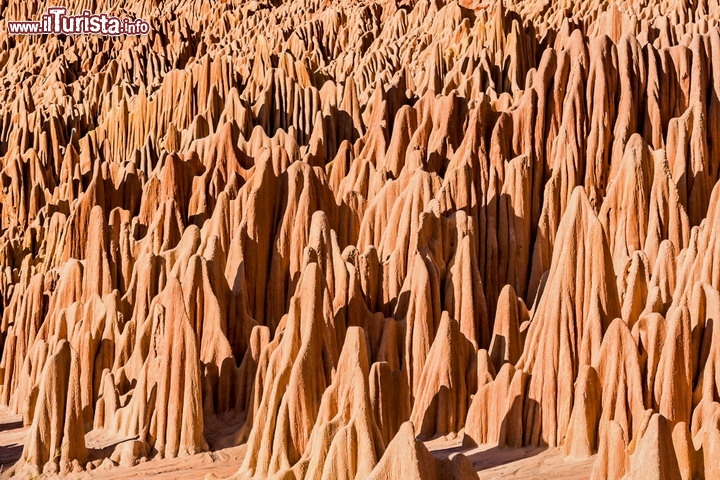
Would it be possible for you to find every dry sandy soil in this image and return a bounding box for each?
[0,410,594,479]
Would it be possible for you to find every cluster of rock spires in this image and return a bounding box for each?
[2,0,720,477]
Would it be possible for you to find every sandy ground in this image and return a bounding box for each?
[0,411,593,479]
[79,446,247,480]
[0,408,246,480]
[0,409,23,478]
[427,436,594,479]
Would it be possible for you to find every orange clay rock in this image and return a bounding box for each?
[517,187,621,447]
[366,421,477,480]
[19,339,87,476]
[281,326,385,480]
[233,263,339,479]
[2,0,720,477]
[94,277,208,459]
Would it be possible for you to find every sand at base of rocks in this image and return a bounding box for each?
[0,411,593,480]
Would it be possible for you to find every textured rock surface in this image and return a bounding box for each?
[1,0,720,478]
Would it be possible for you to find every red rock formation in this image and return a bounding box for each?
[0,0,719,478]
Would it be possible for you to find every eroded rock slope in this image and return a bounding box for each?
[1,0,720,478]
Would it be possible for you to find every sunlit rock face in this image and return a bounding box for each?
[1,0,720,478]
